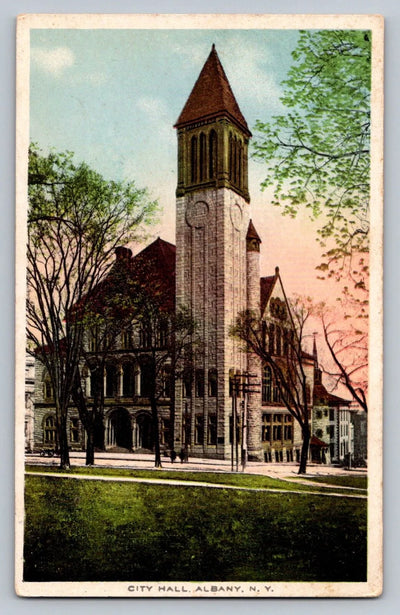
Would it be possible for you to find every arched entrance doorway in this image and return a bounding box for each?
[135,412,153,451]
[106,408,132,450]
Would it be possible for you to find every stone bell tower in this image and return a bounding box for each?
[174,45,252,459]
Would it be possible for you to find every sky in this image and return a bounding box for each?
[30,27,347,352]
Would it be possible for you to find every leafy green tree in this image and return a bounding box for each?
[27,144,158,469]
[253,30,371,284]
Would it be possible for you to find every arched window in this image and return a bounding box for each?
[44,415,57,444]
[262,366,272,403]
[199,132,207,181]
[191,136,198,183]
[209,130,217,179]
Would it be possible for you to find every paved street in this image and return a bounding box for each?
[25,451,367,481]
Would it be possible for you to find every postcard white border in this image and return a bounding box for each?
[15,12,384,599]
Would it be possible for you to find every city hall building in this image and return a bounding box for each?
[31,46,352,463]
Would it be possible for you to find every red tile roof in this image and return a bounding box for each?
[175,45,251,136]
[78,238,176,317]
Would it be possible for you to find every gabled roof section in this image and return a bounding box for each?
[260,275,276,316]
[246,219,261,242]
[313,383,351,407]
[75,238,176,318]
[175,45,251,136]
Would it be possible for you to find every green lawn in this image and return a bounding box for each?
[24,474,367,583]
[290,474,368,490]
[25,464,366,495]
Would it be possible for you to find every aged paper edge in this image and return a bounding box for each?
[15,12,384,598]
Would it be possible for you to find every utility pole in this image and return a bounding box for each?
[230,372,260,472]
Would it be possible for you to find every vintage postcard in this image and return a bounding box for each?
[15,14,383,598]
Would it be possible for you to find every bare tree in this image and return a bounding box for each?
[27,145,158,468]
[71,248,197,468]
[319,307,368,413]
[231,299,313,474]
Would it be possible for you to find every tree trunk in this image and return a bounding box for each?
[86,426,95,465]
[58,414,70,469]
[150,396,162,468]
[298,423,310,475]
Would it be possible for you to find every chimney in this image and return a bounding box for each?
[115,246,132,262]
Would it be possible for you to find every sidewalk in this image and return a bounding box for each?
[25,451,367,480]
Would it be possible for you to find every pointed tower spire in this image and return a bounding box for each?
[246,219,261,252]
[175,45,250,136]
[313,332,318,365]
[175,45,250,202]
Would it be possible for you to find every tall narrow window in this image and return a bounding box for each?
[208,414,217,445]
[121,330,131,349]
[140,361,152,398]
[106,365,116,398]
[160,418,171,446]
[229,134,234,182]
[269,324,275,355]
[44,378,53,401]
[158,320,168,347]
[276,326,282,356]
[191,136,197,183]
[209,130,217,179]
[273,380,280,403]
[70,418,80,443]
[195,415,204,444]
[44,415,57,443]
[233,136,238,184]
[208,369,217,397]
[262,366,272,403]
[162,366,172,398]
[228,368,235,397]
[122,363,134,397]
[283,329,289,355]
[199,132,207,181]
[238,141,243,188]
[196,369,204,398]
[183,369,192,398]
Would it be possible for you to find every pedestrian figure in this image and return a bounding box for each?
[170,449,177,463]
[178,448,185,463]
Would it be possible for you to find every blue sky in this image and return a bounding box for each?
[30,27,331,309]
